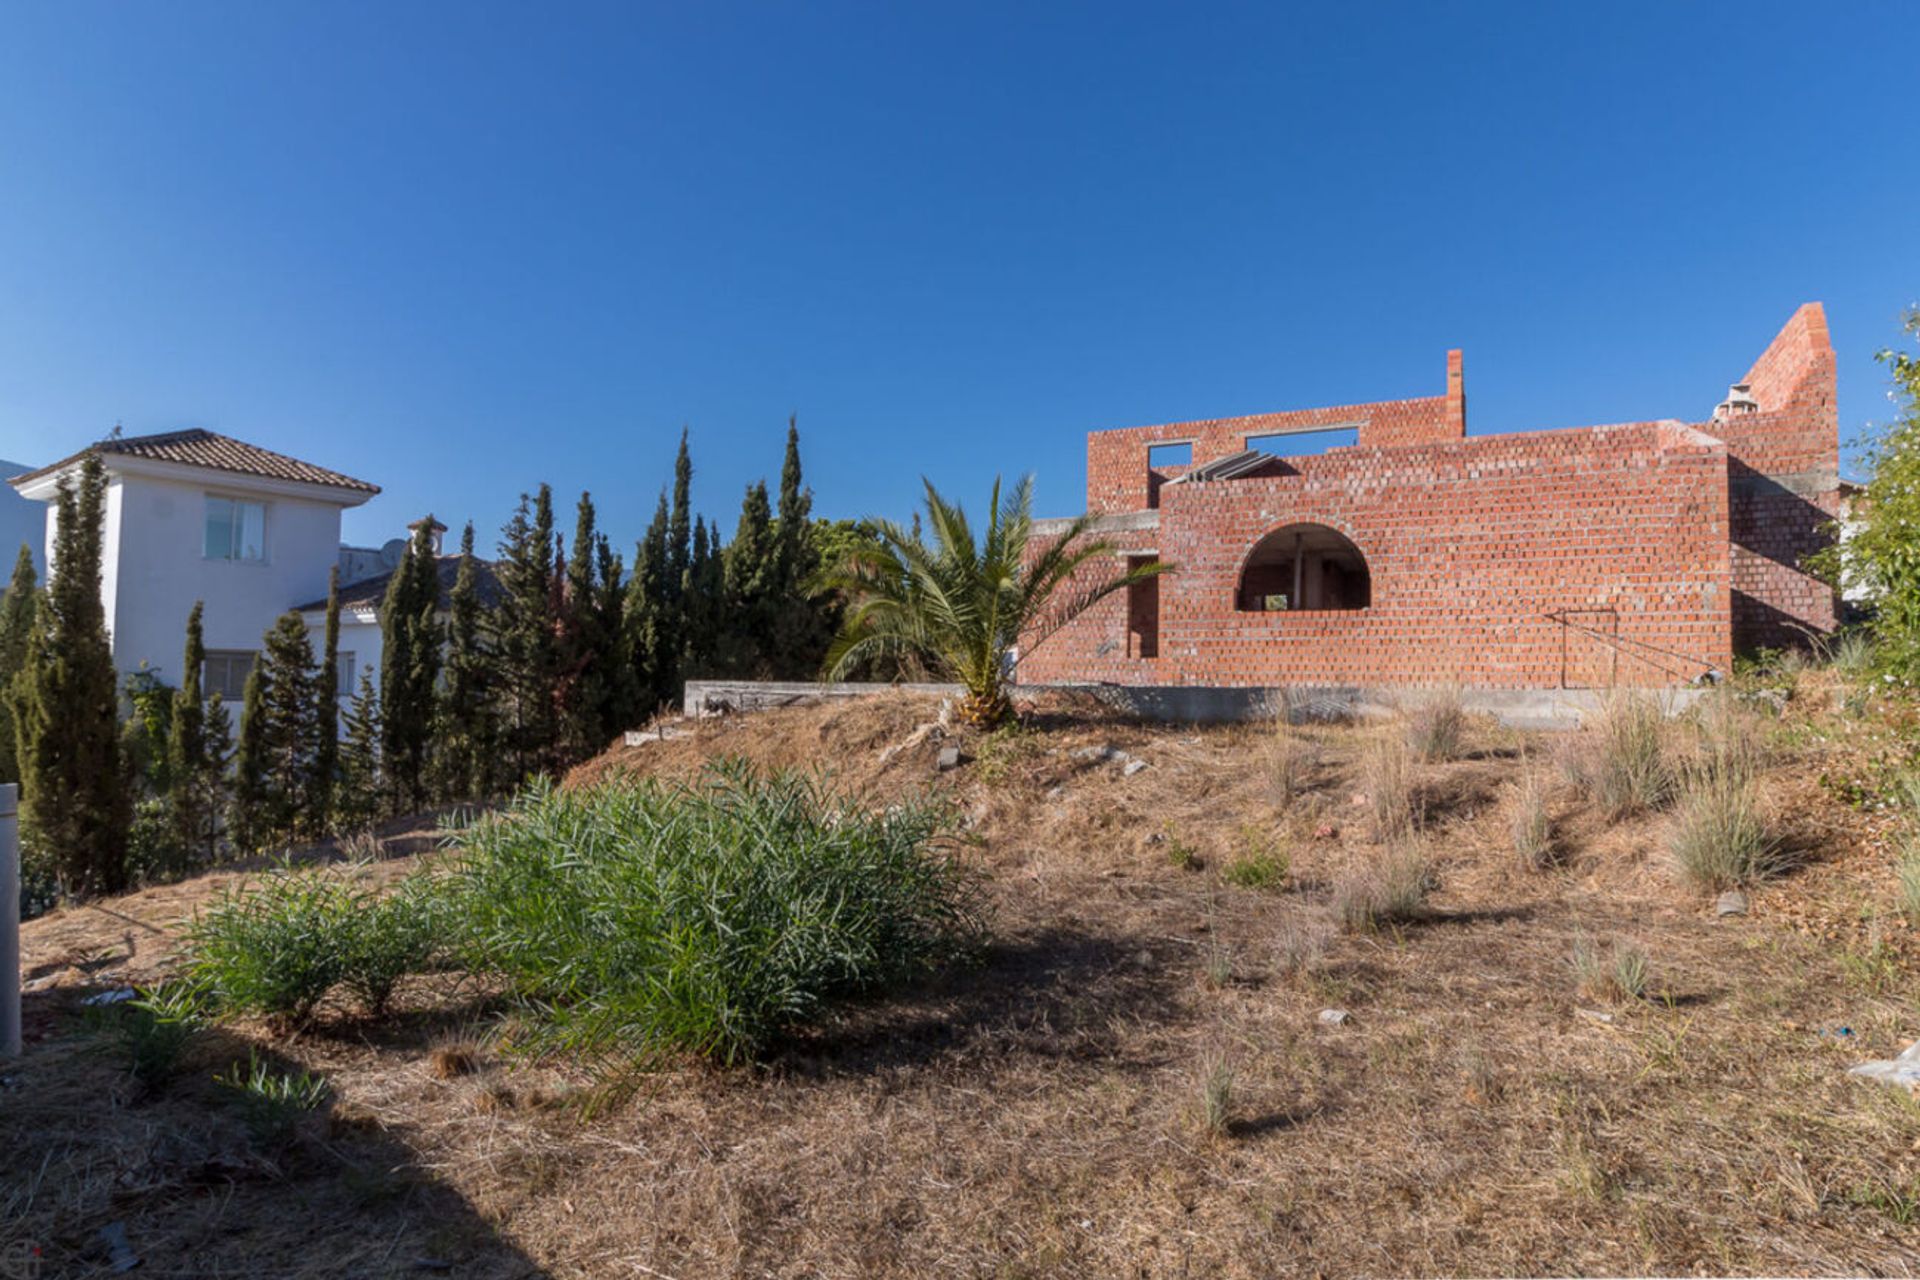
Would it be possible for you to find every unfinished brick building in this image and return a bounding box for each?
[1020,304,1839,693]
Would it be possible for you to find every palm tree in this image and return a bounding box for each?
[823,476,1171,726]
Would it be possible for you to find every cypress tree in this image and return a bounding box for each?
[683,515,724,678]
[668,429,692,615]
[624,492,673,715]
[768,418,831,676]
[597,533,634,731]
[166,603,217,864]
[9,455,131,896]
[228,659,268,854]
[379,519,442,811]
[493,487,560,783]
[0,543,39,783]
[559,491,612,763]
[720,480,778,677]
[338,665,383,830]
[436,522,496,801]
[232,612,323,847]
[313,567,341,829]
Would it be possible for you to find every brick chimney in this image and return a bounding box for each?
[1445,348,1466,436]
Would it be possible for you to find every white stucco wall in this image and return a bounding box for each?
[98,471,349,682]
[325,616,385,707]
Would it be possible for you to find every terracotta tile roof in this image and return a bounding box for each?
[294,555,503,614]
[9,429,379,495]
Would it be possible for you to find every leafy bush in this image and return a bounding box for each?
[338,874,448,1016]
[446,764,986,1068]
[185,865,356,1025]
[1404,687,1468,762]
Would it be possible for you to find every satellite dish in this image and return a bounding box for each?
[380,538,409,568]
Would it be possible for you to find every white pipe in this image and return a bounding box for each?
[1,783,17,1059]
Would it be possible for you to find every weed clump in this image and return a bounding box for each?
[1331,842,1432,933]
[184,865,446,1025]
[1571,936,1650,1004]
[1363,736,1419,843]
[1405,687,1468,762]
[1566,690,1674,820]
[185,866,356,1026]
[1223,827,1288,889]
[1199,1057,1235,1138]
[1667,698,1780,891]
[216,1051,330,1147]
[1511,767,1555,869]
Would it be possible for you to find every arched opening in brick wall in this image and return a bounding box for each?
[1237,523,1371,612]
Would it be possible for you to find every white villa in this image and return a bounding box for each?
[6,429,471,705]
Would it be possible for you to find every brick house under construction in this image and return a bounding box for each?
[1019,304,1839,692]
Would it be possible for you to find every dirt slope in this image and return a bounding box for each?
[9,682,1920,1277]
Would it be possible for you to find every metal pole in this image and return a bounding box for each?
[2,783,18,1059]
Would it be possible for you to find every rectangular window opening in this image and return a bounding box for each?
[204,496,267,561]
[1126,556,1159,660]
[1146,442,1192,469]
[203,650,256,701]
[1245,427,1359,458]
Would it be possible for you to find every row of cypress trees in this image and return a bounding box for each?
[0,423,845,901]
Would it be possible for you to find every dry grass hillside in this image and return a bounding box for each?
[9,676,1920,1277]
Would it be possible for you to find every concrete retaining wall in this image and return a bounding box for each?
[683,678,1706,729]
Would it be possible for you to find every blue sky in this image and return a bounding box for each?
[0,2,1914,553]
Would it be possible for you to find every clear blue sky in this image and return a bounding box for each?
[1,2,1914,554]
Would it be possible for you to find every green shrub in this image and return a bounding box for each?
[446,764,987,1068]
[1223,841,1288,890]
[216,1051,330,1147]
[185,865,356,1025]
[339,874,448,1016]
[96,980,211,1090]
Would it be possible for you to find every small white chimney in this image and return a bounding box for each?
[1713,382,1759,422]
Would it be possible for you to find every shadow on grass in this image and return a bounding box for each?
[5,985,544,1278]
[771,926,1187,1077]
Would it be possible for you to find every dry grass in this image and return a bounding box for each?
[1511,765,1555,869]
[1404,686,1469,762]
[9,685,1920,1277]
[1362,734,1419,842]
[1330,840,1432,933]
[1565,688,1675,819]
[1570,935,1651,1004]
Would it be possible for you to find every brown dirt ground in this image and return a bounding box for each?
[9,678,1920,1277]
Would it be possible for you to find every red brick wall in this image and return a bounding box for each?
[1085,352,1467,514]
[1024,421,1733,690]
[1691,303,1839,651]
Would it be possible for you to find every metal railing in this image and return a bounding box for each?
[1544,608,1722,688]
